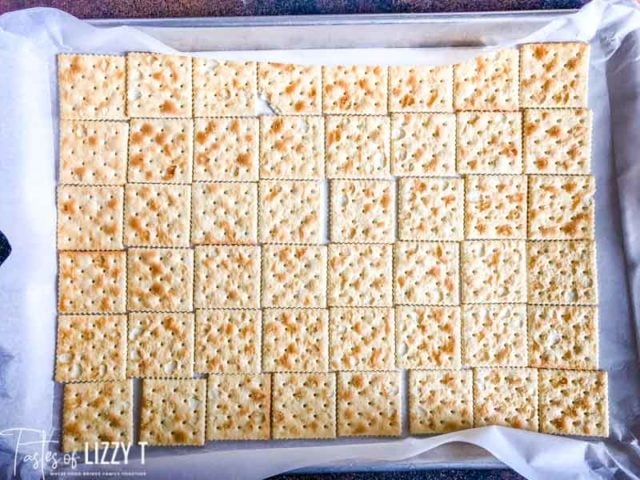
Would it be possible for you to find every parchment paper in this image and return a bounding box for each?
[1,1,639,479]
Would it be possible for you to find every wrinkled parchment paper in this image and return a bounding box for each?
[1,1,639,478]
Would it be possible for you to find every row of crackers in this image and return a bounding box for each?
[61,367,608,452]
[58,43,588,121]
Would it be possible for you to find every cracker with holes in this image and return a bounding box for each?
[454,49,519,111]
[461,240,526,304]
[464,175,527,239]
[124,184,190,247]
[127,248,193,312]
[139,379,206,446]
[330,307,394,371]
[262,245,326,308]
[330,180,394,243]
[323,65,387,114]
[127,53,192,117]
[195,310,261,374]
[263,309,329,372]
[55,314,126,382]
[260,116,324,179]
[528,175,595,240]
[520,42,589,108]
[192,182,258,245]
[59,120,128,185]
[258,62,321,115]
[272,373,336,439]
[62,381,132,452]
[396,306,460,369]
[389,65,453,112]
[409,370,472,434]
[194,245,260,309]
[193,59,256,116]
[337,371,401,437]
[457,111,522,174]
[259,181,322,243]
[528,240,597,305]
[325,116,390,178]
[127,312,194,378]
[529,306,598,370]
[57,185,124,250]
[193,117,259,181]
[474,368,538,430]
[394,242,459,305]
[128,118,193,183]
[462,304,527,367]
[207,374,271,440]
[398,177,463,241]
[58,251,126,314]
[524,109,592,174]
[539,369,608,437]
[328,243,392,307]
[58,54,126,120]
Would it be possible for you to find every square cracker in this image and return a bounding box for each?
[127,248,193,312]
[194,245,260,309]
[59,120,128,185]
[262,245,327,308]
[473,368,538,431]
[207,374,271,440]
[528,175,595,240]
[140,379,206,446]
[389,65,453,112]
[529,306,598,370]
[62,381,132,452]
[457,111,522,174]
[195,310,261,374]
[461,240,526,304]
[330,307,394,371]
[396,306,460,369]
[193,58,256,116]
[191,182,258,245]
[263,309,329,372]
[391,113,456,177]
[464,175,527,239]
[539,369,608,437]
[328,243,392,307]
[128,118,193,183]
[323,65,387,114]
[337,371,401,437]
[124,184,191,247]
[127,52,192,118]
[523,109,592,174]
[398,177,463,241]
[58,54,126,120]
[325,116,390,178]
[272,373,336,439]
[520,42,590,108]
[409,370,472,434]
[394,242,459,306]
[57,185,124,250]
[330,180,395,243]
[260,116,324,179]
[528,240,597,305]
[258,62,321,115]
[55,314,126,382]
[58,251,126,314]
[462,304,527,367]
[127,312,194,378]
[193,117,259,181]
[259,181,322,244]
[453,49,519,111]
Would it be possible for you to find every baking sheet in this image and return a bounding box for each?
[1,1,640,478]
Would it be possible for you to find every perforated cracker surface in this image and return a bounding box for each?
[389,65,453,112]
[258,63,321,115]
